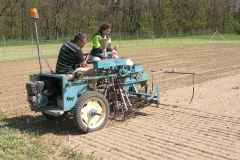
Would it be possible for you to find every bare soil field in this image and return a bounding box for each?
[0,43,240,159]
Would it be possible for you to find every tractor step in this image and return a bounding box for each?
[42,107,65,117]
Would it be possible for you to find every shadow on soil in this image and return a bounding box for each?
[2,114,79,136]
[1,110,151,136]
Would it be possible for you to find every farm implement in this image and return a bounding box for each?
[26,8,195,133]
[26,57,161,133]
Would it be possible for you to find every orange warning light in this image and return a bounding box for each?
[29,8,39,19]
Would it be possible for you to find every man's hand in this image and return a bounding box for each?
[80,61,89,68]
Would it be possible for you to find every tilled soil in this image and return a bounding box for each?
[0,43,240,159]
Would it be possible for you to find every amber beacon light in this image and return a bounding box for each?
[29,8,39,19]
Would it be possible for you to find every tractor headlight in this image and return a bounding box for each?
[37,95,48,107]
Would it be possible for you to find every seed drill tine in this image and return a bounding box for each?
[124,90,132,108]
[118,78,132,108]
[126,93,132,108]
[117,78,128,111]
[189,73,195,104]
[132,84,138,93]
[157,84,160,107]
[111,77,119,109]
[120,90,128,111]
[152,74,154,91]
[103,79,108,96]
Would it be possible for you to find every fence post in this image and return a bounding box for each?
[3,35,5,57]
[151,30,154,48]
[136,31,139,48]
[166,28,169,45]
[118,30,121,44]
[192,29,194,43]
[180,28,183,44]
[56,32,59,55]
[180,28,183,39]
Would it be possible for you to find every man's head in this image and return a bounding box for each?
[73,33,87,48]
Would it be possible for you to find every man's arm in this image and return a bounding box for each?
[76,48,90,67]
[80,61,89,68]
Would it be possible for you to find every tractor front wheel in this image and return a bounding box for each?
[74,91,109,133]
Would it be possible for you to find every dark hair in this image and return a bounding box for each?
[99,22,111,33]
[73,33,87,43]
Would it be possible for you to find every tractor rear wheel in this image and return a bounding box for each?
[74,91,109,133]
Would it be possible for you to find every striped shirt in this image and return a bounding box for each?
[56,41,85,73]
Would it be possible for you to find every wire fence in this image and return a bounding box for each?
[0,30,239,62]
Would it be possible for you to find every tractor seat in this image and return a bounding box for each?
[86,55,102,64]
[82,52,94,64]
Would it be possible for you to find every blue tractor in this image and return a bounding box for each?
[26,8,160,133]
[26,58,160,133]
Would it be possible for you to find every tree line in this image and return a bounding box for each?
[0,0,240,40]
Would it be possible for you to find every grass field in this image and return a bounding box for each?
[0,113,100,160]
[0,34,239,62]
[0,113,55,160]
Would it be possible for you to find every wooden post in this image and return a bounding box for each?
[151,30,154,47]
[136,31,139,48]
[56,32,59,54]
[192,29,194,43]
[3,35,6,57]
[166,28,169,45]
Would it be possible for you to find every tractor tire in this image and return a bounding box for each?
[74,91,109,133]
